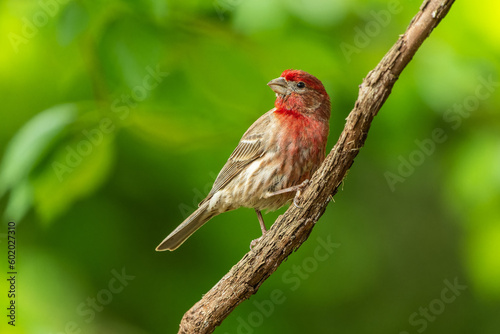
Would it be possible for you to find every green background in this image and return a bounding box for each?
[1,0,499,333]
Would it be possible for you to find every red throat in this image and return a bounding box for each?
[274,107,305,120]
[274,93,308,112]
[273,106,326,144]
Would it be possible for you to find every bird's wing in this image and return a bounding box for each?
[199,110,274,206]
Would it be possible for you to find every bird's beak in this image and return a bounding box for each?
[267,77,288,96]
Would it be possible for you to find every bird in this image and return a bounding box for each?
[156,69,331,251]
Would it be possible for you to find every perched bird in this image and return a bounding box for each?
[156,69,331,251]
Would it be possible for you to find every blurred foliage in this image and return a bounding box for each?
[0,0,499,333]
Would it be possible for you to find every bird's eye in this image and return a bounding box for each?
[297,81,306,88]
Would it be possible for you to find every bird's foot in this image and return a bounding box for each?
[250,234,265,250]
[293,197,303,209]
[293,179,309,208]
[263,179,310,199]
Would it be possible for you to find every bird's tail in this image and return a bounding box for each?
[156,202,217,251]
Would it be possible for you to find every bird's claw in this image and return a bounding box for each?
[298,179,310,189]
[293,179,309,209]
[250,235,263,250]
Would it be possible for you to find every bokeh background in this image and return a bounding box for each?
[1,0,499,333]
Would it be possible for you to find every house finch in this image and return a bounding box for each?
[156,69,330,251]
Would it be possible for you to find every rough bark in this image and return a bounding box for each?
[179,0,455,332]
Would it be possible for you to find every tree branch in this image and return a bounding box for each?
[179,0,455,332]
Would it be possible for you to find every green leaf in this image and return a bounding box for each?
[0,104,78,197]
[32,133,115,225]
[57,1,90,46]
[3,179,32,221]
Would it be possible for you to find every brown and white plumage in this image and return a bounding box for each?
[156,70,331,251]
